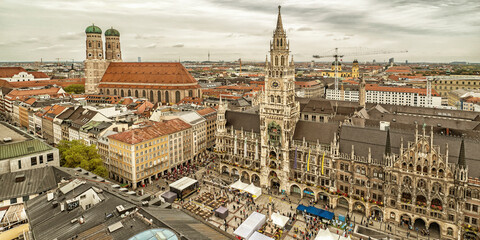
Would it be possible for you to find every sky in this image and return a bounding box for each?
[0,0,479,63]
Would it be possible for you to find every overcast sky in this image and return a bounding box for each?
[1,0,479,63]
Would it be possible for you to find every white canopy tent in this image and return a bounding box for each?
[169,177,198,191]
[230,181,262,199]
[314,229,351,240]
[244,183,262,199]
[233,212,266,239]
[271,212,289,228]
[230,180,249,191]
[248,231,274,240]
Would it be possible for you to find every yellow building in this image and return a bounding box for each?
[108,119,191,189]
[321,59,359,78]
[433,78,480,97]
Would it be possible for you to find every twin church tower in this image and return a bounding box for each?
[84,24,122,93]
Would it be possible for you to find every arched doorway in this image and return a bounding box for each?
[232,168,239,180]
[400,214,411,228]
[353,202,366,214]
[414,218,426,232]
[303,187,315,199]
[290,184,301,197]
[251,174,260,187]
[429,222,441,239]
[221,166,229,175]
[317,192,329,205]
[370,206,383,220]
[241,171,250,183]
[269,171,280,194]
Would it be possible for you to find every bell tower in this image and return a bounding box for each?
[85,24,103,60]
[259,6,300,192]
[105,27,122,61]
[84,24,109,94]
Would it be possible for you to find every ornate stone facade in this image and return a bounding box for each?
[214,6,480,240]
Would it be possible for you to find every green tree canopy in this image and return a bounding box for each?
[64,84,85,94]
[57,140,107,178]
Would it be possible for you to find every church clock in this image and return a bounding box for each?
[271,81,279,88]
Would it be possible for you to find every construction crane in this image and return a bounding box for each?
[313,47,408,90]
[238,58,242,75]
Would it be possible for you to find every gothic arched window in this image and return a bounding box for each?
[158,91,162,102]
[165,91,169,103]
[135,90,139,98]
[270,95,274,103]
[189,90,193,97]
[88,42,92,48]
[98,42,100,48]
[276,96,281,103]
[281,56,285,66]
[175,91,180,103]
[150,90,154,102]
[128,90,131,96]
[108,44,111,49]
[142,90,146,97]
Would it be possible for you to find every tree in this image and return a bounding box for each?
[64,84,85,94]
[57,140,108,178]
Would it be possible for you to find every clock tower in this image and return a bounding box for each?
[259,6,300,193]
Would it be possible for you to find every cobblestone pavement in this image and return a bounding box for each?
[109,156,438,240]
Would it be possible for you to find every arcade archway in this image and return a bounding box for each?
[251,174,260,187]
[241,171,250,183]
[429,222,441,239]
[269,171,280,194]
[290,184,301,197]
[353,202,366,214]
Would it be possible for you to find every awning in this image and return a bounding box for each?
[271,212,289,228]
[296,205,334,220]
[230,180,249,191]
[244,183,262,199]
[169,177,198,191]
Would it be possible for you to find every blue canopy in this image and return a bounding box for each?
[296,204,334,220]
[296,204,307,212]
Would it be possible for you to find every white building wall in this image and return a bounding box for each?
[3,149,60,174]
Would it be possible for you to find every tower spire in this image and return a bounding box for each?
[385,129,391,156]
[458,137,466,167]
[275,5,284,34]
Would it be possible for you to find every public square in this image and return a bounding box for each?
[115,153,441,240]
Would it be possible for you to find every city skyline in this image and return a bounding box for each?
[1,0,479,63]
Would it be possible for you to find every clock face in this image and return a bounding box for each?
[272,81,279,88]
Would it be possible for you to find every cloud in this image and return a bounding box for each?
[22,38,40,43]
[172,44,184,48]
[59,32,83,40]
[135,34,164,40]
[35,44,64,50]
[145,43,157,48]
[297,27,313,31]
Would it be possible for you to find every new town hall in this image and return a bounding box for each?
[215,6,480,240]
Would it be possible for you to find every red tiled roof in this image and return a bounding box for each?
[108,118,191,144]
[0,67,25,78]
[99,62,200,89]
[24,98,37,105]
[28,71,49,79]
[196,107,216,116]
[366,84,439,96]
[178,97,203,105]
[385,66,413,73]
[5,88,65,101]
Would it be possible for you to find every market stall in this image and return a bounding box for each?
[271,212,289,228]
[233,212,266,239]
[169,177,198,200]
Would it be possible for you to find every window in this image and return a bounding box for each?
[472,218,478,225]
[22,196,29,202]
[473,205,478,212]
[31,157,37,166]
[18,160,22,169]
[47,153,54,162]
[465,216,470,223]
[39,155,43,164]
[10,198,17,204]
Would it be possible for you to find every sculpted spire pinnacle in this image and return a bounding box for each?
[275,5,284,35]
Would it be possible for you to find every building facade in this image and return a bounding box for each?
[214,7,479,240]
